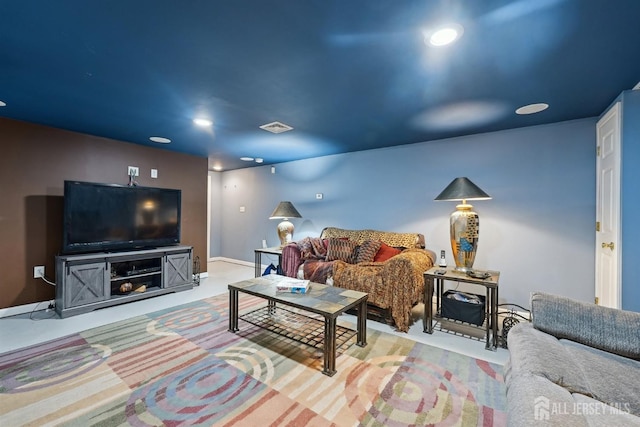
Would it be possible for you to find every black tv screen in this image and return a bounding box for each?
[63,181,181,254]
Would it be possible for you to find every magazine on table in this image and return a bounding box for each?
[275,278,311,294]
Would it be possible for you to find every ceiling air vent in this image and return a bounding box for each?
[259,121,293,134]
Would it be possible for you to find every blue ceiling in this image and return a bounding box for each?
[1,1,639,171]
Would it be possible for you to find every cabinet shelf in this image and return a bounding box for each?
[110,285,163,298]
[55,246,193,318]
[111,271,162,281]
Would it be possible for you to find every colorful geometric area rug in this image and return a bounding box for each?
[0,293,506,426]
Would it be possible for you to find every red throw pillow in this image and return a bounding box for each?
[374,242,402,262]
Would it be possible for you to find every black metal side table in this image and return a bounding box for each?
[423,267,500,350]
[254,247,283,277]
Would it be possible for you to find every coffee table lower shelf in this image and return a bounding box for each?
[239,306,358,352]
[228,276,367,376]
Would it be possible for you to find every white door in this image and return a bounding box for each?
[595,102,621,308]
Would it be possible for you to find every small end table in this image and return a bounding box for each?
[254,247,283,277]
[423,267,500,350]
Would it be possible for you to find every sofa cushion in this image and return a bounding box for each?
[506,372,590,427]
[506,323,593,398]
[562,339,640,417]
[531,292,640,360]
[374,242,402,262]
[355,239,382,263]
[326,237,358,263]
[572,393,640,426]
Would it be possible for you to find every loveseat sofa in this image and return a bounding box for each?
[281,227,435,332]
[505,292,640,426]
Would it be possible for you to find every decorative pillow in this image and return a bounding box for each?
[321,237,346,249]
[374,242,402,262]
[326,238,358,263]
[355,239,382,263]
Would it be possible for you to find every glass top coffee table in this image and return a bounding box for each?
[228,275,368,376]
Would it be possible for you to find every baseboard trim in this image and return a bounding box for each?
[0,301,52,319]
[209,257,254,268]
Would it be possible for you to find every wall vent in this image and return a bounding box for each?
[259,121,293,134]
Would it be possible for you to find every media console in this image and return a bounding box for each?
[55,245,193,318]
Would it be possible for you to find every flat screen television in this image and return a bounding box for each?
[63,180,181,254]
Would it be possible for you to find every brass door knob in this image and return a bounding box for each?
[601,242,615,250]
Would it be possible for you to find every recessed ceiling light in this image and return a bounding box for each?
[515,103,549,115]
[427,24,463,46]
[0,100,6,107]
[255,158,264,163]
[193,118,213,127]
[212,165,223,171]
[149,136,171,143]
[240,157,254,162]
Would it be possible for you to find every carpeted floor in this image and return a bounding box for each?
[0,293,506,426]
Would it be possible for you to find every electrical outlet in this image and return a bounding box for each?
[316,193,323,200]
[34,266,45,278]
[127,166,139,177]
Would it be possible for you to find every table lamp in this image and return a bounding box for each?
[435,177,491,272]
[269,201,302,247]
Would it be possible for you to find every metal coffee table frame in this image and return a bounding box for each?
[228,276,367,376]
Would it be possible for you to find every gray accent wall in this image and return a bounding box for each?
[208,171,222,258]
[213,118,597,309]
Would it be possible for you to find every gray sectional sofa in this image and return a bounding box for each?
[505,292,640,426]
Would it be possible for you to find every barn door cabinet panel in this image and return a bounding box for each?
[164,250,192,288]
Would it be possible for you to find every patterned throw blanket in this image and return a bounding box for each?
[295,237,337,283]
[281,237,329,279]
[303,259,337,284]
[297,237,326,260]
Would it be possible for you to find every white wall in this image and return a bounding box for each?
[212,118,596,308]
